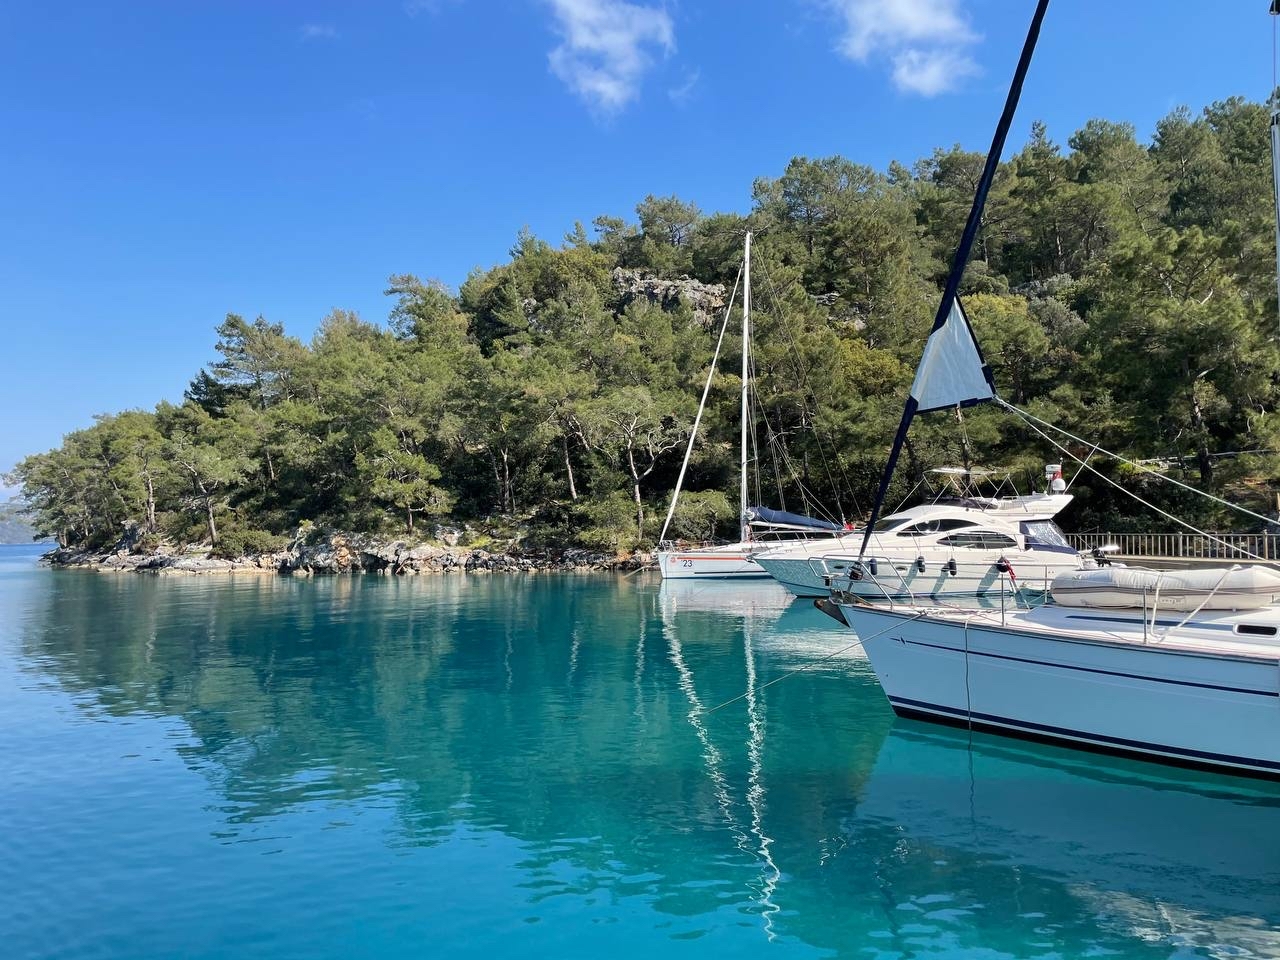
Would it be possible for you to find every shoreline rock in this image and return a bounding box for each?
[42,533,652,577]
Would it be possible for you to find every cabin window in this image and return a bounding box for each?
[1235,624,1277,637]
[938,531,1018,550]
[895,518,981,537]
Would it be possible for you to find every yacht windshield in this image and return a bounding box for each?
[1023,520,1071,549]
[872,515,910,533]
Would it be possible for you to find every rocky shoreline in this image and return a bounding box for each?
[44,532,650,576]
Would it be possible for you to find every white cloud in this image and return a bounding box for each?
[891,47,978,96]
[299,23,338,41]
[667,68,699,105]
[545,0,675,113]
[824,0,979,96]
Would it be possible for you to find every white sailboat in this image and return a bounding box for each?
[657,232,842,580]
[826,586,1280,777]
[819,0,1280,778]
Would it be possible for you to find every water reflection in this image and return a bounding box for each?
[8,567,1280,957]
[856,722,1280,958]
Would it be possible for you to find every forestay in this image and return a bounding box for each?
[857,0,1050,559]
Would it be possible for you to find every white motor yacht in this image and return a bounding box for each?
[755,466,1083,598]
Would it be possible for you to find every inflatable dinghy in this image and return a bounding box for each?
[1050,565,1280,612]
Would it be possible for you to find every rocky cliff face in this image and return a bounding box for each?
[44,533,648,576]
[611,268,727,328]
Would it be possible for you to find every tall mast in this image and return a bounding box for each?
[1271,3,1280,330]
[858,0,1050,559]
[741,231,752,543]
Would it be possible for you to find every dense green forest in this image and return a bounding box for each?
[12,97,1280,555]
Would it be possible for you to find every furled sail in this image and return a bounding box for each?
[746,506,843,532]
[909,297,994,413]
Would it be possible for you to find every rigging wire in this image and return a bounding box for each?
[744,349,770,511]
[749,346,836,518]
[768,434,837,519]
[998,398,1271,563]
[657,263,743,544]
[746,316,846,523]
[1271,1,1280,334]
[754,257,862,521]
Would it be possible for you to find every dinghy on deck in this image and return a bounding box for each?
[1050,565,1280,612]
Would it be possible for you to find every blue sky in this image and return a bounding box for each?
[0,0,1272,482]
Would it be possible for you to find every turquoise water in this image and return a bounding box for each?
[2,543,1279,959]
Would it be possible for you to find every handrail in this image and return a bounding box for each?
[1069,531,1278,560]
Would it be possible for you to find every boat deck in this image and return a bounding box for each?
[853,599,1280,662]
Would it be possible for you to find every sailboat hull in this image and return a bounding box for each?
[657,545,770,580]
[836,603,1280,778]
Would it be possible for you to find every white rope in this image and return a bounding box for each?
[997,398,1273,561]
[658,264,742,544]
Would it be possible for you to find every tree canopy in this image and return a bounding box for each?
[12,97,1280,551]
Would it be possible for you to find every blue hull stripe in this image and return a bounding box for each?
[1064,613,1234,632]
[898,637,1274,697]
[887,695,1280,773]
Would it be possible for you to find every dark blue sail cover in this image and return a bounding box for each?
[747,506,843,532]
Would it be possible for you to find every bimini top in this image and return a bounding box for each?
[746,505,843,532]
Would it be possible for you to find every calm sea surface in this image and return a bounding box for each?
[3,542,1280,959]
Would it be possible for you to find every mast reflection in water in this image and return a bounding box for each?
[1,549,1277,959]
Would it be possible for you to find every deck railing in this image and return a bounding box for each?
[1067,532,1278,560]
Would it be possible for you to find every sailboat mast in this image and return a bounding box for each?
[741,231,752,543]
[857,0,1050,559]
[1271,2,1280,330]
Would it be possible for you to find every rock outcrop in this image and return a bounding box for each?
[612,268,727,328]
[43,533,649,576]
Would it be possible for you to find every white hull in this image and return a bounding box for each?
[657,543,770,580]
[753,498,1080,598]
[835,602,1280,777]
[758,552,1078,599]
